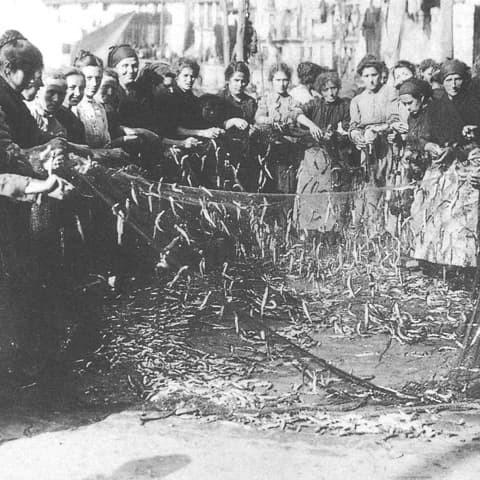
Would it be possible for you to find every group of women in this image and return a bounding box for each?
[2,26,480,376]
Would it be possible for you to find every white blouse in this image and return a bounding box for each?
[75,97,111,148]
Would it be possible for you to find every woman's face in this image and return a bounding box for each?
[22,70,43,101]
[400,93,423,115]
[361,67,380,91]
[176,67,196,91]
[272,71,290,94]
[64,74,86,107]
[421,67,434,84]
[321,80,339,103]
[115,57,139,88]
[443,73,464,98]
[394,67,414,88]
[38,79,67,114]
[7,67,38,92]
[98,75,119,106]
[82,66,103,98]
[228,71,248,96]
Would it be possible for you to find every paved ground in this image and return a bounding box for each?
[1,409,480,479]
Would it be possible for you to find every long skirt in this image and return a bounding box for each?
[295,146,347,232]
[410,161,479,267]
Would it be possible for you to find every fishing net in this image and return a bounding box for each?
[66,146,479,413]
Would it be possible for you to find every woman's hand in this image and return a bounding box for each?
[201,127,225,139]
[463,125,478,141]
[225,118,249,130]
[25,174,74,199]
[424,142,443,157]
[47,175,75,200]
[308,124,323,142]
[351,130,366,149]
[183,137,202,149]
[390,121,409,134]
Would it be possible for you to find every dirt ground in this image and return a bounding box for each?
[1,266,480,479]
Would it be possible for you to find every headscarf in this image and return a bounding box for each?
[440,59,468,83]
[398,78,432,99]
[107,44,138,68]
[0,30,27,50]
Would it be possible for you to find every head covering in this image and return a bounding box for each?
[399,78,432,99]
[440,59,468,83]
[107,44,138,68]
[0,30,27,50]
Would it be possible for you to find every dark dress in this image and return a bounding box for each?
[296,97,353,231]
[217,89,258,191]
[409,92,480,267]
[0,77,83,376]
[56,106,86,144]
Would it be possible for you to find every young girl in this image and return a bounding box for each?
[74,50,111,148]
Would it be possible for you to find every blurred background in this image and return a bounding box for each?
[1,1,478,92]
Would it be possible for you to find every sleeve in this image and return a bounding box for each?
[0,173,35,201]
[255,95,269,123]
[0,106,36,176]
[300,98,316,119]
[349,96,362,132]
[339,98,351,131]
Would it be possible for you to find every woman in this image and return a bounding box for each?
[404,63,480,268]
[74,50,111,148]
[349,57,391,228]
[290,62,323,105]
[255,62,302,193]
[217,61,258,191]
[0,30,76,377]
[295,71,352,231]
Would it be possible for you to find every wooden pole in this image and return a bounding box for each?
[234,0,247,61]
[220,0,231,66]
[441,0,454,59]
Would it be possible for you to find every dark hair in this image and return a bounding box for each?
[198,93,223,108]
[297,62,323,86]
[176,57,200,77]
[394,60,416,76]
[225,61,251,83]
[418,58,438,73]
[398,78,433,100]
[0,29,43,74]
[103,67,119,82]
[356,56,382,76]
[268,62,292,82]
[315,71,341,92]
[136,63,164,100]
[63,67,85,80]
[74,50,103,69]
[164,72,176,79]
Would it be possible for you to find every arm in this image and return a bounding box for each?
[255,95,270,125]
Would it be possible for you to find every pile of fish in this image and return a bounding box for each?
[76,174,476,435]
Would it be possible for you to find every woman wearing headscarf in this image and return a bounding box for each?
[0,29,79,378]
[401,69,480,268]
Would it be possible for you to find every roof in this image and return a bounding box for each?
[72,11,136,63]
